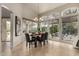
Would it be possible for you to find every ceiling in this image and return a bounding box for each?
[38,3,66,14]
[1,3,67,19]
[22,3,66,15]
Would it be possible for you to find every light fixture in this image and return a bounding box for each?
[39,18,43,21]
[33,17,38,21]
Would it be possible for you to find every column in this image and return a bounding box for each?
[77,15,79,39]
[73,15,79,48]
[37,19,40,32]
[58,18,63,40]
[47,24,49,33]
[10,13,14,49]
[0,5,1,54]
[47,23,51,40]
[27,23,30,33]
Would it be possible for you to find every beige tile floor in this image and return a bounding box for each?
[0,40,79,56]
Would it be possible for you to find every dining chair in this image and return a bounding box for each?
[25,33,36,48]
[44,32,48,44]
[39,33,46,46]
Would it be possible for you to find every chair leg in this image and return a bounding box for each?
[38,41,41,47]
[40,41,42,47]
[26,42,28,47]
[34,41,37,48]
[47,40,48,44]
[43,40,45,45]
[29,42,30,48]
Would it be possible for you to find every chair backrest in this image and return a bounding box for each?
[41,33,45,41]
[45,32,48,40]
[25,33,30,42]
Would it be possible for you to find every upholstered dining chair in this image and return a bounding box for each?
[25,33,36,48]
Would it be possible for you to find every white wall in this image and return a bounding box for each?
[0,3,38,48]
[0,3,23,47]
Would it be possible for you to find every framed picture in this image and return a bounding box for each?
[15,16,21,36]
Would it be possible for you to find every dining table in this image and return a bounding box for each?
[30,32,42,48]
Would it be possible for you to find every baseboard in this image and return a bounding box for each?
[49,39,73,45]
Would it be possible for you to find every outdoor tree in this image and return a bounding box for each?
[50,24,58,36]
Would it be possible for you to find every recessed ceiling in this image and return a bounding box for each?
[22,3,66,15]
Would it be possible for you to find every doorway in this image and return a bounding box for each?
[1,6,13,49]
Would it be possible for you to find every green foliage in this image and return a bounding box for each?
[38,27,41,32]
[41,27,47,32]
[50,24,58,35]
[62,23,77,35]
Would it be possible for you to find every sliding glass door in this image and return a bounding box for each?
[62,16,78,43]
[40,19,60,41]
[49,19,60,40]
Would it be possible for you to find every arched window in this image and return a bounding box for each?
[61,7,79,16]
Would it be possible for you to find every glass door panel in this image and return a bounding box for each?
[49,19,60,40]
[6,21,11,41]
[62,16,78,43]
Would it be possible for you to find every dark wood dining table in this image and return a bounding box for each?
[30,32,42,48]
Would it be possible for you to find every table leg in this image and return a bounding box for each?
[34,40,37,48]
